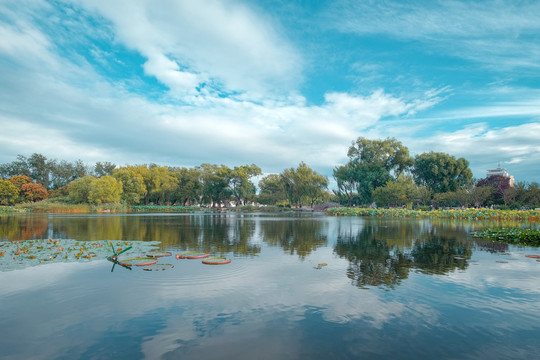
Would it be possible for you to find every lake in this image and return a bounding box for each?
[1,212,539,359]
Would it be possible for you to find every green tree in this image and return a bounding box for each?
[373,175,418,208]
[198,164,232,208]
[470,186,493,207]
[50,159,88,189]
[258,174,287,205]
[113,166,146,205]
[343,137,413,204]
[27,153,52,189]
[67,176,95,203]
[432,190,470,208]
[148,166,177,205]
[333,163,360,206]
[132,165,152,204]
[0,155,31,179]
[303,169,329,207]
[523,182,540,208]
[476,175,512,205]
[281,162,328,207]
[0,179,20,205]
[412,152,472,193]
[50,160,75,189]
[359,162,393,204]
[172,167,202,206]
[347,137,414,177]
[94,162,116,177]
[230,164,262,206]
[88,175,122,204]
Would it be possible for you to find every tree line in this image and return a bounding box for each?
[333,137,539,209]
[0,154,329,207]
[1,138,539,209]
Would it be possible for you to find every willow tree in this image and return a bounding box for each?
[230,164,262,206]
[333,163,359,207]
[113,166,146,205]
[258,174,287,205]
[281,162,328,208]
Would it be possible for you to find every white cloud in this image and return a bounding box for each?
[1,0,539,185]
[70,0,302,99]
[0,10,432,176]
[330,0,540,71]
[405,122,540,181]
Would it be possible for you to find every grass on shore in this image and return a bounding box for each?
[325,207,540,221]
[3,200,128,214]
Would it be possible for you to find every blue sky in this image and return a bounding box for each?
[1,0,539,187]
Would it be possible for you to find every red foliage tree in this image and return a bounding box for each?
[21,182,49,202]
[8,175,33,189]
[476,175,511,204]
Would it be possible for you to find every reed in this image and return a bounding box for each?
[10,200,128,213]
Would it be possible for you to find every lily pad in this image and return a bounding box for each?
[0,239,161,272]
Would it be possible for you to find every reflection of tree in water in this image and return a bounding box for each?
[0,214,49,240]
[334,220,473,288]
[45,214,260,256]
[411,230,472,275]
[473,238,509,254]
[261,219,327,259]
[334,224,413,289]
[186,215,261,256]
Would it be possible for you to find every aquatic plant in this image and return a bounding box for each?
[326,207,540,222]
[0,239,161,271]
[471,228,540,246]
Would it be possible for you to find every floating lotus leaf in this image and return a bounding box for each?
[0,239,161,272]
[201,256,231,265]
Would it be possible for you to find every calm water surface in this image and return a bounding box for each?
[1,213,539,359]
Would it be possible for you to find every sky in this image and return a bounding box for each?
[1,0,540,188]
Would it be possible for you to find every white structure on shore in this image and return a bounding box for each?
[486,163,515,187]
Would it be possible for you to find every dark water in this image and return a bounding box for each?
[1,213,539,359]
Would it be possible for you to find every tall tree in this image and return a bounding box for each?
[148,166,177,205]
[172,167,202,206]
[356,162,393,204]
[258,174,287,205]
[476,175,512,205]
[281,162,328,207]
[230,164,262,206]
[94,162,116,177]
[113,166,146,205]
[67,176,95,203]
[27,153,54,189]
[344,137,413,204]
[197,164,232,208]
[333,163,360,207]
[347,137,413,177]
[412,152,472,193]
[87,176,123,204]
[0,155,31,179]
[50,159,88,189]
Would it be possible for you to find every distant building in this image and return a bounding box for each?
[486,163,514,187]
